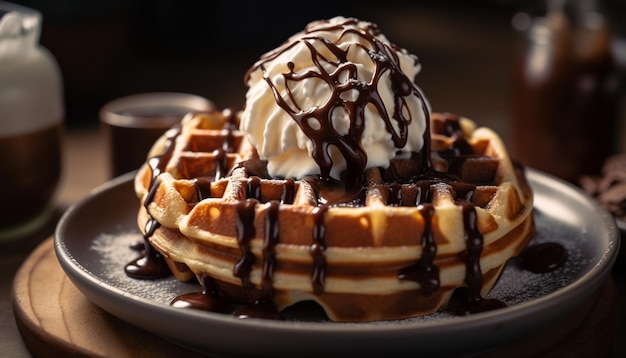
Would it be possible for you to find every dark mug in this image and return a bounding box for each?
[100,92,215,178]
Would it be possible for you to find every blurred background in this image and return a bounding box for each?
[7,0,626,177]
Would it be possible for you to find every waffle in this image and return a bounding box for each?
[134,110,534,322]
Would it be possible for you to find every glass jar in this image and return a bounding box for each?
[0,1,63,240]
[510,1,621,183]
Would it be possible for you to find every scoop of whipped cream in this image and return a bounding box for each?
[241,16,429,182]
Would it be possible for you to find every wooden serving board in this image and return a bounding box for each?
[11,238,620,357]
[11,238,204,358]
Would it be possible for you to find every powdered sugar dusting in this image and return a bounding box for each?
[90,231,197,304]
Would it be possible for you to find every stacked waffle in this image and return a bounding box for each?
[134,110,534,322]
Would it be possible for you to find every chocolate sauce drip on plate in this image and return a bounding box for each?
[171,274,228,312]
[520,242,568,273]
[124,126,182,279]
[124,216,171,279]
[448,287,507,316]
[446,199,508,315]
[234,298,282,320]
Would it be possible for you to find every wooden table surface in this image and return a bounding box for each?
[1,128,108,358]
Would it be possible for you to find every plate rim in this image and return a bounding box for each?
[53,168,620,356]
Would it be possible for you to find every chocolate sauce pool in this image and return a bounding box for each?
[125,18,566,320]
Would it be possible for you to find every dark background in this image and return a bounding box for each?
[9,0,626,134]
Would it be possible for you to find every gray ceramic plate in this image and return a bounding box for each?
[54,169,619,357]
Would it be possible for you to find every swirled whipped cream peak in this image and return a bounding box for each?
[241,16,430,183]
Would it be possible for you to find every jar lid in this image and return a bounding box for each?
[0,1,41,58]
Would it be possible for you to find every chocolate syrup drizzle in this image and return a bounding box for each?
[311,205,329,295]
[127,18,566,320]
[398,203,439,295]
[125,126,181,279]
[234,199,257,288]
